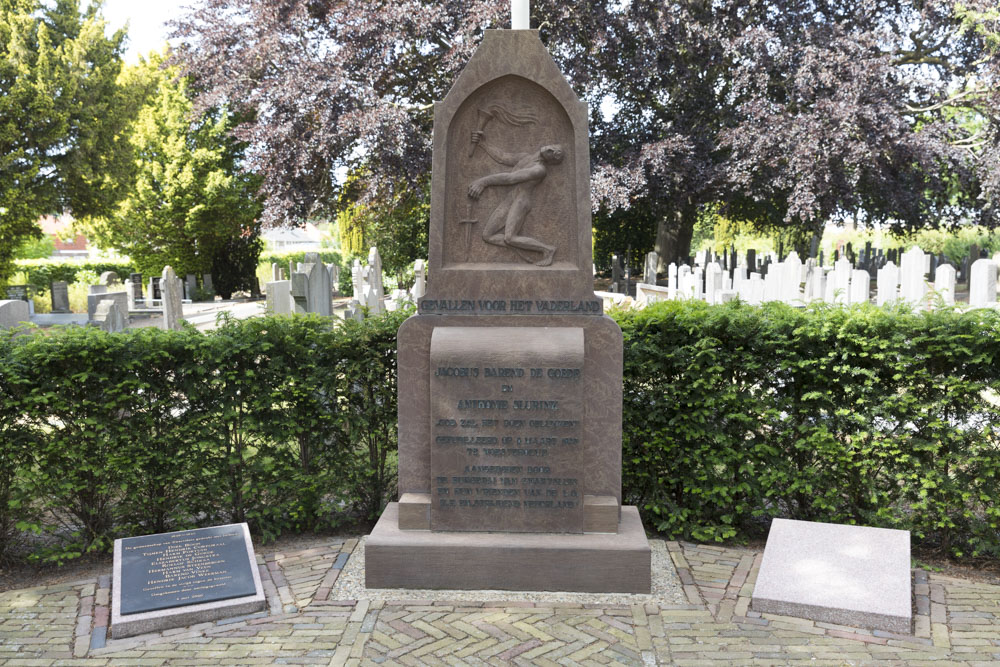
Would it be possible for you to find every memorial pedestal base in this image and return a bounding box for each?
[366,503,651,593]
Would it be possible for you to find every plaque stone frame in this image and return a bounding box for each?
[110,523,266,639]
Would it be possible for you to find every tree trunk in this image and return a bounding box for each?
[654,208,695,270]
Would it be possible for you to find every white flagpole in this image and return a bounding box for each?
[512,0,529,29]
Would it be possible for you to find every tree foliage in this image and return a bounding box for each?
[88,52,263,281]
[172,1,1000,265]
[0,0,130,281]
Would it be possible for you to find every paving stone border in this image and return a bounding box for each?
[2,536,999,665]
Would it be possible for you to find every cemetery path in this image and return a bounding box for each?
[1,538,998,665]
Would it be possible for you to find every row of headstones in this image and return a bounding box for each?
[264,250,428,320]
[613,243,998,297]
[633,246,1000,309]
[0,266,186,332]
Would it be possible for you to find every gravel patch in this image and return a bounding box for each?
[332,537,685,605]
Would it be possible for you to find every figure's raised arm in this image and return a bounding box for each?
[471,131,522,167]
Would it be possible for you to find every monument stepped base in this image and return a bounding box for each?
[366,503,651,594]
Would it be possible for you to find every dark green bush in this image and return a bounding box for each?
[2,300,998,564]
[618,300,1000,558]
[0,310,406,562]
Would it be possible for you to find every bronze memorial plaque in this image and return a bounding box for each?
[430,326,585,532]
[119,524,257,615]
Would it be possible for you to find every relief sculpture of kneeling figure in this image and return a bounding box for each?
[467,130,563,267]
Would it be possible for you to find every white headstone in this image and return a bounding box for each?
[124,280,136,311]
[94,300,127,333]
[782,252,803,304]
[644,252,658,286]
[266,280,292,314]
[705,262,723,304]
[291,273,309,314]
[899,247,928,307]
[412,259,427,300]
[668,263,678,292]
[933,264,956,305]
[351,259,363,301]
[969,258,998,308]
[876,262,900,307]
[806,266,826,303]
[0,300,29,329]
[326,264,340,296]
[763,267,781,303]
[161,266,184,330]
[747,273,764,305]
[831,258,852,304]
[849,270,871,305]
[368,247,385,308]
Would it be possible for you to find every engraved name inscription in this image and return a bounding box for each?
[431,361,584,532]
[119,525,257,615]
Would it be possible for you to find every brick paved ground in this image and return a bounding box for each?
[2,538,998,665]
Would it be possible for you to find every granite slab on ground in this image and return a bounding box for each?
[751,518,912,633]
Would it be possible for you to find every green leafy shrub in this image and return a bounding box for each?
[3,300,999,564]
[618,300,1000,557]
[0,310,407,562]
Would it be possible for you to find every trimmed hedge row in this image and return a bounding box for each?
[0,311,404,563]
[619,300,1000,558]
[2,301,998,563]
[12,259,137,291]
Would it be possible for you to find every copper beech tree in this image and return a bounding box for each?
[171,0,1000,264]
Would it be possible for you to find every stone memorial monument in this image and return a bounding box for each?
[161,266,184,330]
[366,27,650,594]
[111,523,265,639]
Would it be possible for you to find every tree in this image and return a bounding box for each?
[89,52,263,285]
[0,0,130,281]
[336,169,429,282]
[171,1,1000,266]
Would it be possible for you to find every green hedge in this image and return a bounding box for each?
[618,300,1000,558]
[12,259,137,290]
[2,301,999,564]
[0,310,404,563]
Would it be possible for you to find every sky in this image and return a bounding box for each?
[97,0,188,64]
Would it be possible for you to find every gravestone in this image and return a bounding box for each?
[6,285,29,302]
[367,28,650,593]
[266,280,292,314]
[934,264,956,305]
[93,301,127,333]
[900,247,928,307]
[272,262,282,282]
[704,262,723,305]
[752,519,911,634]
[300,260,332,316]
[129,274,143,302]
[291,273,309,314]
[876,262,900,307]
[0,300,30,329]
[161,266,184,330]
[412,259,427,300]
[849,269,871,304]
[969,258,998,308]
[610,254,623,293]
[50,281,70,313]
[326,264,340,296]
[99,271,120,287]
[643,251,658,285]
[185,274,198,300]
[148,277,162,301]
[87,291,128,323]
[111,523,265,639]
[351,259,364,301]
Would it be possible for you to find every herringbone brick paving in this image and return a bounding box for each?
[1,538,998,665]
